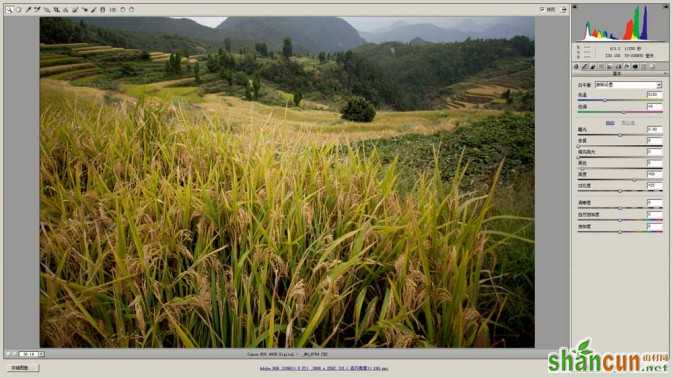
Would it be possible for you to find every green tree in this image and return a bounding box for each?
[341,96,376,122]
[502,89,512,103]
[318,51,326,63]
[282,37,293,59]
[255,42,268,57]
[241,53,257,74]
[165,53,182,75]
[234,72,248,86]
[292,90,303,107]
[220,67,233,86]
[194,61,201,83]
[224,38,232,53]
[206,53,220,73]
[252,74,261,99]
[244,79,254,101]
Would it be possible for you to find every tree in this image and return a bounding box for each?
[502,89,512,103]
[244,79,254,101]
[255,42,268,57]
[206,53,220,73]
[140,50,151,60]
[318,51,326,63]
[341,96,376,122]
[292,90,303,107]
[234,72,248,86]
[251,74,261,99]
[218,51,235,71]
[194,61,201,83]
[224,38,232,53]
[241,53,257,74]
[510,35,534,57]
[282,37,293,59]
[220,67,233,86]
[165,53,182,75]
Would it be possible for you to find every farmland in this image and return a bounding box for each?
[39,17,535,348]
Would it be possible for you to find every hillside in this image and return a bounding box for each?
[361,17,534,43]
[69,16,365,54]
[69,16,221,43]
[347,37,534,109]
[40,17,534,113]
[216,17,365,52]
[41,17,209,55]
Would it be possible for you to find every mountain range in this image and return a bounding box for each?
[216,17,365,53]
[73,16,364,53]
[71,16,532,53]
[359,17,534,43]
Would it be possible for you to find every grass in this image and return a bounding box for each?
[353,112,535,346]
[39,80,531,348]
[121,83,203,104]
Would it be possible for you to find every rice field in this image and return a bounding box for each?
[40,42,91,49]
[74,47,126,56]
[71,45,114,52]
[39,78,526,348]
[40,43,142,59]
[50,68,101,81]
[40,57,85,67]
[40,62,96,77]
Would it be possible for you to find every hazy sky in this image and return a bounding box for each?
[182,17,517,32]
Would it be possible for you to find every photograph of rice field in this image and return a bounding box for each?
[39,16,535,348]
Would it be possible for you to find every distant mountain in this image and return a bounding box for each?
[408,37,432,46]
[216,17,365,53]
[359,18,534,43]
[42,17,209,54]
[71,17,223,42]
[74,16,365,54]
[365,23,469,43]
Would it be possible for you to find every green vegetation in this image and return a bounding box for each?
[292,90,303,107]
[283,37,293,59]
[341,96,376,122]
[354,112,534,345]
[40,17,207,55]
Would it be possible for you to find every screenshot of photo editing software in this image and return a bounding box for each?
[0,1,671,376]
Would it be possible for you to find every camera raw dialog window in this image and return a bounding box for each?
[0,1,671,377]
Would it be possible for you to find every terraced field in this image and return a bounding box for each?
[39,43,169,82]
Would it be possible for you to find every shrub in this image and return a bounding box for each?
[233,71,248,86]
[292,90,303,107]
[220,67,233,86]
[340,96,376,122]
[252,74,261,100]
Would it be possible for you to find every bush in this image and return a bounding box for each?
[233,72,248,86]
[340,96,376,122]
[292,90,302,107]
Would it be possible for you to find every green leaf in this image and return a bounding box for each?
[578,338,590,351]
